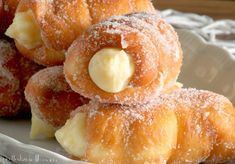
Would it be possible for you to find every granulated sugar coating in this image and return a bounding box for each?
[0,39,21,117]
[64,12,183,105]
[68,88,235,163]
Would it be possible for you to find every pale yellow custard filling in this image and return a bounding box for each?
[5,10,42,49]
[30,112,56,139]
[55,113,87,157]
[88,48,135,93]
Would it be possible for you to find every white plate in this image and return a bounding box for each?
[177,29,235,104]
[0,29,235,164]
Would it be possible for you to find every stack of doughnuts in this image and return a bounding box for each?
[1,0,235,163]
[55,12,235,163]
[1,0,155,136]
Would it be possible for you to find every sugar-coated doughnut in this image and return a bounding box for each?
[64,12,182,105]
[25,66,89,128]
[56,88,235,163]
[0,39,42,117]
[0,39,21,117]
[56,101,177,163]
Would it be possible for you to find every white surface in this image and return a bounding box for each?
[0,29,235,163]
[161,9,235,55]
[177,29,235,104]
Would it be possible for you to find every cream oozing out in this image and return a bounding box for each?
[88,48,135,93]
[30,111,56,139]
[55,112,87,157]
[5,9,42,49]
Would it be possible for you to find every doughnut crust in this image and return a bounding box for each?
[25,66,89,128]
[6,0,154,66]
[56,88,235,163]
[0,39,21,117]
[64,12,182,105]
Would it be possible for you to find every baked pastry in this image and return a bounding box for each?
[64,12,183,105]
[0,39,43,117]
[0,39,21,117]
[0,0,19,35]
[24,66,89,139]
[167,89,235,163]
[4,0,65,66]
[5,0,155,66]
[55,88,235,163]
[56,101,177,163]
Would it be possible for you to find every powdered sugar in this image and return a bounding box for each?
[29,66,70,92]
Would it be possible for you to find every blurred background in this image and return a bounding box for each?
[153,0,235,20]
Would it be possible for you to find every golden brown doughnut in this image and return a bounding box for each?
[0,39,21,117]
[6,0,65,66]
[5,0,155,66]
[166,89,235,163]
[55,88,235,163]
[64,12,182,105]
[25,66,89,128]
[0,39,42,117]
[56,101,178,163]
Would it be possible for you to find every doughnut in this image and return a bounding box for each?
[5,0,155,66]
[24,66,89,138]
[64,12,183,105]
[0,0,19,35]
[166,89,235,163]
[5,0,65,66]
[0,39,21,117]
[0,39,42,117]
[55,88,235,163]
[56,101,178,163]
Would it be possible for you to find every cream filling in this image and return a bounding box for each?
[55,113,87,157]
[88,48,135,93]
[30,112,56,140]
[5,9,42,49]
